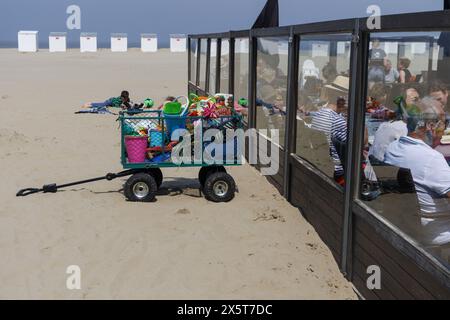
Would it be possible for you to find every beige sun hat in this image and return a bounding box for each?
[324,75,350,94]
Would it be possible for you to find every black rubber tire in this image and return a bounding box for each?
[198,166,226,188]
[124,173,157,202]
[203,172,236,202]
[147,168,163,189]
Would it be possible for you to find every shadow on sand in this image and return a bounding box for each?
[65,176,203,200]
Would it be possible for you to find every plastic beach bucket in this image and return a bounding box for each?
[163,101,182,115]
[163,96,189,138]
[164,114,186,138]
[125,135,148,163]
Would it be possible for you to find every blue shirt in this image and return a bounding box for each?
[385,136,450,211]
[384,136,450,245]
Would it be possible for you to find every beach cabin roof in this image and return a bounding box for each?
[170,34,186,38]
[141,33,157,38]
[111,33,127,38]
[49,32,67,37]
[18,30,38,35]
[80,32,97,37]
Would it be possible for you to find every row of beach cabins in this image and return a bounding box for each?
[17,31,187,53]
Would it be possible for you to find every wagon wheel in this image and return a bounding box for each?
[203,171,236,202]
[124,173,157,202]
[146,168,163,189]
[198,165,226,188]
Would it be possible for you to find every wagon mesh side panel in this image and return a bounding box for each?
[121,112,162,167]
[120,111,243,168]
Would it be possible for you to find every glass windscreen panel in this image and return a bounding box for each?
[256,37,289,148]
[190,39,197,83]
[235,38,250,124]
[209,39,217,94]
[296,34,352,185]
[362,31,449,269]
[220,39,230,94]
[199,38,207,90]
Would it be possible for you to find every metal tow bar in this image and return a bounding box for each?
[16,169,139,197]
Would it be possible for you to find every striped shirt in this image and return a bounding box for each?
[330,113,347,176]
[310,107,346,175]
[311,107,335,134]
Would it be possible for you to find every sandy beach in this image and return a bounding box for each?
[0,48,356,299]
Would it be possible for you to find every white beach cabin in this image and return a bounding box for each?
[80,33,97,52]
[170,34,187,52]
[49,32,67,52]
[18,31,39,52]
[111,33,128,52]
[141,34,158,52]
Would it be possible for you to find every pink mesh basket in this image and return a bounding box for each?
[125,135,148,163]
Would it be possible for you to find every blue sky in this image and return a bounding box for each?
[0,0,444,48]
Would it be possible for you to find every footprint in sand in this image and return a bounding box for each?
[1,95,9,100]
[253,207,286,222]
[176,208,190,215]
[0,129,29,146]
[306,242,319,250]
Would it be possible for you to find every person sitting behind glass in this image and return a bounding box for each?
[256,53,286,113]
[368,39,387,83]
[405,87,420,105]
[398,57,413,83]
[395,85,423,117]
[257,53,284,87]
[329,96,350,185]
[310,76,349,184]
[322,61,338,84]
[311,77,349,134]
[328,95,373,186]
[384,98,450,216]
[384,59,399,84]
[369,104,408,162]
[367,83,394,120]
[429,80,449,113]
[367,85,424,162]
[384,98,450,245]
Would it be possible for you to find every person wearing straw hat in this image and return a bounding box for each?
[311,75,349,185]
[328,77,351,185]
[325,76,377,187]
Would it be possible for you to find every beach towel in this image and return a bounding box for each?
[74,106,117,115]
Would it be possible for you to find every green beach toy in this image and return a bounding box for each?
[189,93,198,104]
[143,98,154,108]
[163,101,182,114]
[238,98,248,107]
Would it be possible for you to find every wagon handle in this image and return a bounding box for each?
[16,188,42,197]
[16,169,138,197]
